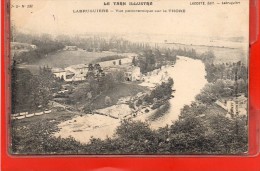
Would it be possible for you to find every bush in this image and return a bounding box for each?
[105,96,112,106]
[151,100,165,110]
[136,99,143,107]
[150,101,170,121]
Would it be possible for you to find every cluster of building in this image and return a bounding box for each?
[63,46,78,51]
[215,94,247,116]
[52,56,142,82]
[52,64,89,82]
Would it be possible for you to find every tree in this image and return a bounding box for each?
[105,96,112,106]
[29,75,52,110]
[195,83,217,105]
[132,56,136,66]
[88,64,94,71]
[11,65,34,113]
[201,50,215,64]
[11,60,18,113]
[112,70,125,82]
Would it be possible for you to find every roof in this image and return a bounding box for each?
[218,94,247,103]
[66,70,75,75]
[233,95,247,102]
[52,68,65,73]
[65,46,77,47]
[66,64,88,70]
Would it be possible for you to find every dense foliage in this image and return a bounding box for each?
[11,111,247,154]
[13,33,64,64]
[11,33,248,155]
[11,63,61,113]
[143,78,174,104]
[205,62,248,83]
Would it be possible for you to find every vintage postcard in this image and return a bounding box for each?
[10,0,249,154]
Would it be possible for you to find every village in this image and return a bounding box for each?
[11,44,175,122]
[52,46,140,82]
[11,44,248,124]
[10,37,249,155]
[9,0,249,154]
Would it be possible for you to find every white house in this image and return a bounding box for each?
[216,94,247,116]
[64,46,78,51]
[124,66,141,81]
[30,45,37,49]
[52,68,66,80]
[52,64,88,82]
[226,95,247,116]
[65,64,88,81]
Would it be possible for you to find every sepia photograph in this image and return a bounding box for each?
[10,0,249,154]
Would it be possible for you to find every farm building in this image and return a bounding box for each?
[65,64,88,81]
[52,64,88,82]
[64,46,78,51]
[124,66,141,81]
[226,95,247,116]
[215,94,247,116]
[52,68,66,80]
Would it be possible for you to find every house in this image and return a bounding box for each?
[226,95,247,116]
[52,68,66,80]
[124,66,141,81]
[30,45,37,49]
[52,64,88,82]
[63,46,78,51]
[65,64,88,81]
[65,70,75,81]
[52,68,75,82]
[215,94,247,116]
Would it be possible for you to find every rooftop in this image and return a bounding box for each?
[52,68,65,73]
[66,64,88,69]
[66,70,75,75]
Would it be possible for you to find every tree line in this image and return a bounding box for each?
[11,108,247,154]
[11,62,61,113]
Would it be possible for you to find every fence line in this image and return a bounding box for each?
[11,110,52,120]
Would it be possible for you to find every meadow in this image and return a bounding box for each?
[158,43,248,64]
[32,50,120,68]
[17,50,123,74]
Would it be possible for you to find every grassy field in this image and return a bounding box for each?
[17,50,123,74]
[90,82,149,110]
[32,50,120,68]
[158,43,247,64]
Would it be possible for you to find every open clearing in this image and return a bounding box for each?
[32,50,121,68]
[90,82,149,110]
[158,43,247,64]
[18,50,134,74]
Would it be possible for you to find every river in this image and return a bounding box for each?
[54,56,208,143]
[150,56,208,128]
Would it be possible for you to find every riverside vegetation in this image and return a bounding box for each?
[11,33,248,154]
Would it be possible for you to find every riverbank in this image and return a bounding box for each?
[134,56,208,129]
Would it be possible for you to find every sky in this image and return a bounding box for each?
[11,0,249,40]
